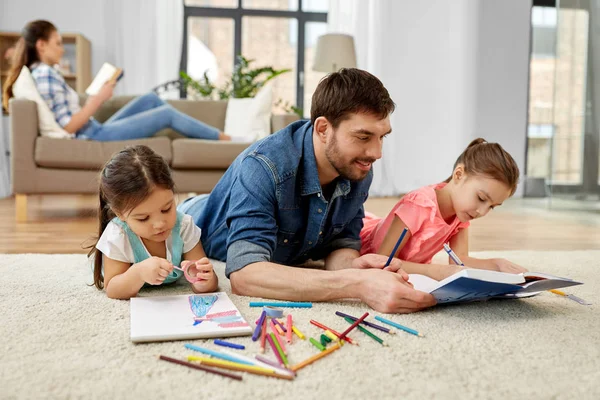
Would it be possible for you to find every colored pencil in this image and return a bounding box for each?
[335,311,395,334]
[385,227,409,267]
[374,316,424,337]
[220,350,294,377]
[343,317,387,346]
[159,355,243,381]
[214,339,245,350]
[309,319,356,345]
[266,334,285,367]
[270,320,287,354]
[252,310,267,341]
[291,343,342,372]
[188,356,293,380]
[259,316,268,353]
[270,332,289,366]
[249,302,313,308]
[286,314,293,343]
[184,344,254,365]
[291,325,305,340]
[309,337,326,351]
[273,318,287,333]
[324,330,342,344]
[255,355,297,376]
[338,312,369,340]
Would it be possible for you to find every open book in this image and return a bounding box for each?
[85,62,123,95]
[130,292,252,343]
[409,269,583,304]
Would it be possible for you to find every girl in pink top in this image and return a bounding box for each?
[361,138,528,281]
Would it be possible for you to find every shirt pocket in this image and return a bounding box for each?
[273,230,301,263]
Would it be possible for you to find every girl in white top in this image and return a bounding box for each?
[89,145,218,299]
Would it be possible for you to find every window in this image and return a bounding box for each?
[181,0,328,115]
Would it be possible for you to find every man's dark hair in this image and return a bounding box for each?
[310,68,395,127]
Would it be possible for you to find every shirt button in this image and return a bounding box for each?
[317,208,322,213]
[308,241,313,245]
[284,239,288,243]
[317,193,321,197]
[319,231,323,235]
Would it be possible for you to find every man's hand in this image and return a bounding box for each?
[357,269,436,313]
[351,253,409,283]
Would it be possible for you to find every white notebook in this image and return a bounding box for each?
[130,292,252,343]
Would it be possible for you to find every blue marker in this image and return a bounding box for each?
[214,339,245,350]
[248,302,312,308]
[384,227,409,267]
[443,243,464,266]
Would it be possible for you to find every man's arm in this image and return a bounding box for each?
[230,261,435,313]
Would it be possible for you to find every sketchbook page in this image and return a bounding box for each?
[85,62,118,95]
[408,274,440,293]
[522,271,574,281]
[518,278,583,294]
[130,292,252,343]
[460,269,525,284]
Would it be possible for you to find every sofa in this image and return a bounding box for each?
[9,95,299,221]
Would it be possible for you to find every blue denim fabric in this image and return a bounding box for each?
[77,93,220,141]
[179,120,372,278]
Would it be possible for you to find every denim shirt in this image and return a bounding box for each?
[185,120,372,278]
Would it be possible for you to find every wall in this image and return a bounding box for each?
[0,0,111,78]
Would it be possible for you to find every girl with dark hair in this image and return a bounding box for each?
[88,145,218,299]
[3,20,231,142]
[360,138,528,281]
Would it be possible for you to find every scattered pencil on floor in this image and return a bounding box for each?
[291,343,342,372]
[338,312,369,340]
[335,311,395,334]
[310,319,357,345]
[188,355,293,380]
[270,332,289,367]
[291,325,305,340]
[374,316,424,337]
[286,314,293,344]
[309,337,326,352]
[214,339,245,350]
[159,355,243,381]
[343,317,387,346]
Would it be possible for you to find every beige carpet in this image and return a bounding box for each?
[2,251,599,400]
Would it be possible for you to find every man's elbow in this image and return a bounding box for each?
[229,268,254,296]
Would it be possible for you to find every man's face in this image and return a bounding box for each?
[324,113,391,181]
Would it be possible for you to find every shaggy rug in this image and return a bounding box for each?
[1,251,599,400]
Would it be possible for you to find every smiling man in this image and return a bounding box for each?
[180,68,436,313]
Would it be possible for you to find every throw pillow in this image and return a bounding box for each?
[224,82,273,142]
[12,66,72,139]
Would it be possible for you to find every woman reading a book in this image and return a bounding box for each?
[2,20,232,142]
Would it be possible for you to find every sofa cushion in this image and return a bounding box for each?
[171,139,250,169]
[35,137,172,169]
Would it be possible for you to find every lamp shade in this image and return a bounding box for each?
[312,33,357,72]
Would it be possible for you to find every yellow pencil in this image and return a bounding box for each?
[187,356,294,380]
[550,289,566,296]
[291,343,342,372]
[291,325,306,340]
[324,330,343,345]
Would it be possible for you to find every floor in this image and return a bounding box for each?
[1,194,599,254]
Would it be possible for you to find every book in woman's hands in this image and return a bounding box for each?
[85,62,124,95]
[409,269,583,304]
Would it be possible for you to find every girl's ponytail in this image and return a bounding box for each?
[445,137,520,195]
[87,191,114,289]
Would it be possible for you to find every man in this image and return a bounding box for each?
[181,68,436,313]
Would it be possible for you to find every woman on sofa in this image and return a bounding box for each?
[2,20,231,142]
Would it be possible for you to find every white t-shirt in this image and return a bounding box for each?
[96,214,201,264]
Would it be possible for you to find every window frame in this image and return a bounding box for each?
[180,0,328,108]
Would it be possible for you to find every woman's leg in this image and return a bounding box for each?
[104,92,165,123]
[89,104,221,142]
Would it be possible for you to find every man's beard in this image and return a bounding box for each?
[324,133,376,182]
